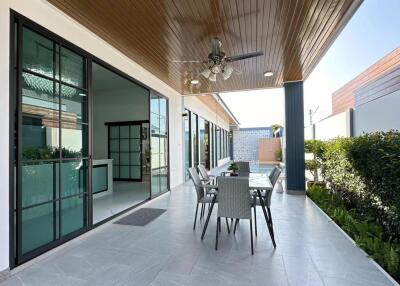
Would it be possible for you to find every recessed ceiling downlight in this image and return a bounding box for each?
[263,71,273,77]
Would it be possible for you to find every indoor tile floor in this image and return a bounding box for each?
[1,181,396,286]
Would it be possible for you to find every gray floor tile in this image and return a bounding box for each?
[1,180,396,286]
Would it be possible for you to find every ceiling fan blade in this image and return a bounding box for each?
[209,73,217,82]
[171,60,204,63]
[227,51,264,62]
[201,69,211,78]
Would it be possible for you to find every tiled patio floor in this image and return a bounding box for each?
[1,181,396,286]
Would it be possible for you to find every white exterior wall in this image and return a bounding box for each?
[0,0,188,270]
[313,110,352,140]
[184,96,231,166]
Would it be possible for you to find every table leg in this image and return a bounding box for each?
[201,195,216,240]
[257,189,276,248]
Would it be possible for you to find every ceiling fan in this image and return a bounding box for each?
[173,38,263,82]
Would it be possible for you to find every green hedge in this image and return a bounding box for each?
[318,131,400,241]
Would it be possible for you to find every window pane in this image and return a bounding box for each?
[130,139,140,152]
[120,139,129,152]
[110,126,119,139]
[130,125,140,138]
[130,152,140,165]
[120,166,129,179]
[61,84,87,124]
[130,166,140,179]
[120,126,129,138]
[113,166,120,178]
[110,152,119,165]
[159,97,167,117]
[23,28,56,79]
[22,162,59,208]
[120,153,129,165]
[160,116,166,135]
[61,47,85,88]
[61,195,85,236]
[62,124,87,158]
[61,160,87,197]
[22,202,57,254]
[151,113,159,134]
[110,139,119,152]
[160,167,168,192]
[93,165,108,194]
[151,95,159,114]
[22,72,59,160]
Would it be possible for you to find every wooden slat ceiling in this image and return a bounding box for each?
[48,0,362,95]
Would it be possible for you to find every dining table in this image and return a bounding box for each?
[201,172,276,248]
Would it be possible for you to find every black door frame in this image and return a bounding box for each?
[9,10,171,268]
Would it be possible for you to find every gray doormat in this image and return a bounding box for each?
[114,208,167,226]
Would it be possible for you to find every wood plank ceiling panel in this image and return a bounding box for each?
[48,0,362,95]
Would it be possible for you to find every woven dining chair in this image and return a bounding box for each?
[216,176,254,254]
[235,161,250,173]
[188,167,217,230]
[198,164,215,182]
[250,166,281,247]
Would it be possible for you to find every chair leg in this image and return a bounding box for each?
[201,196,216,240]
[253,206,258,237]
[193,203,199,230]
[215,217,220,250]
[219,218,221,232]
[250,219,254,255]
[233,219,239,234]
[267,207,275,238]
[225,218,230,234]
[201,204,205,218]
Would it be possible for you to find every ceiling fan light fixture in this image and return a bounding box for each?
[201,69,211,78]
[263,71,274,77]
[209,73,217,82]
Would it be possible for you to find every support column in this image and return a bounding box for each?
[284,81,305,194]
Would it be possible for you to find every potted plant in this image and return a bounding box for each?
[304,139,325,188]
[227,162,239,176]
[275,147,282,161]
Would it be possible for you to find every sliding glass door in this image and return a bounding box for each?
[151,92,169,197]
[16,25,88,261]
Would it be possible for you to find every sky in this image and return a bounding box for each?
[220,0,400,128]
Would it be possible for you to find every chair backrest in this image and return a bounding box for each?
[188,167,205,202]
[235,161,250,173]
[266,167,281,207]
[269,166,281,186]
[198,165,210,181]
[217,177,251,219]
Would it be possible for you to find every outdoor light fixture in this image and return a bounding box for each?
[190,79,199,85]
[263,71,273,77]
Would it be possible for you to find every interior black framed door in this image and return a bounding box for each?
[108,123,142,181]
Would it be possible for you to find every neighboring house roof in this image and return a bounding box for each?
[332,47,400,115]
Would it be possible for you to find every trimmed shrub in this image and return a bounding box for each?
[321,132,400,241]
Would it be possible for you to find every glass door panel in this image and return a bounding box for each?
[17,27,88,259]
[151,93,169,197]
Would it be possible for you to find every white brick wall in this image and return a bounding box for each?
[233,128,273,161]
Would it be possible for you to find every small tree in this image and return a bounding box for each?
[270,124,283,137]
[304,139,325,182]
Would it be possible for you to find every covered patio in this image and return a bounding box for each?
[0,166,393,285]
